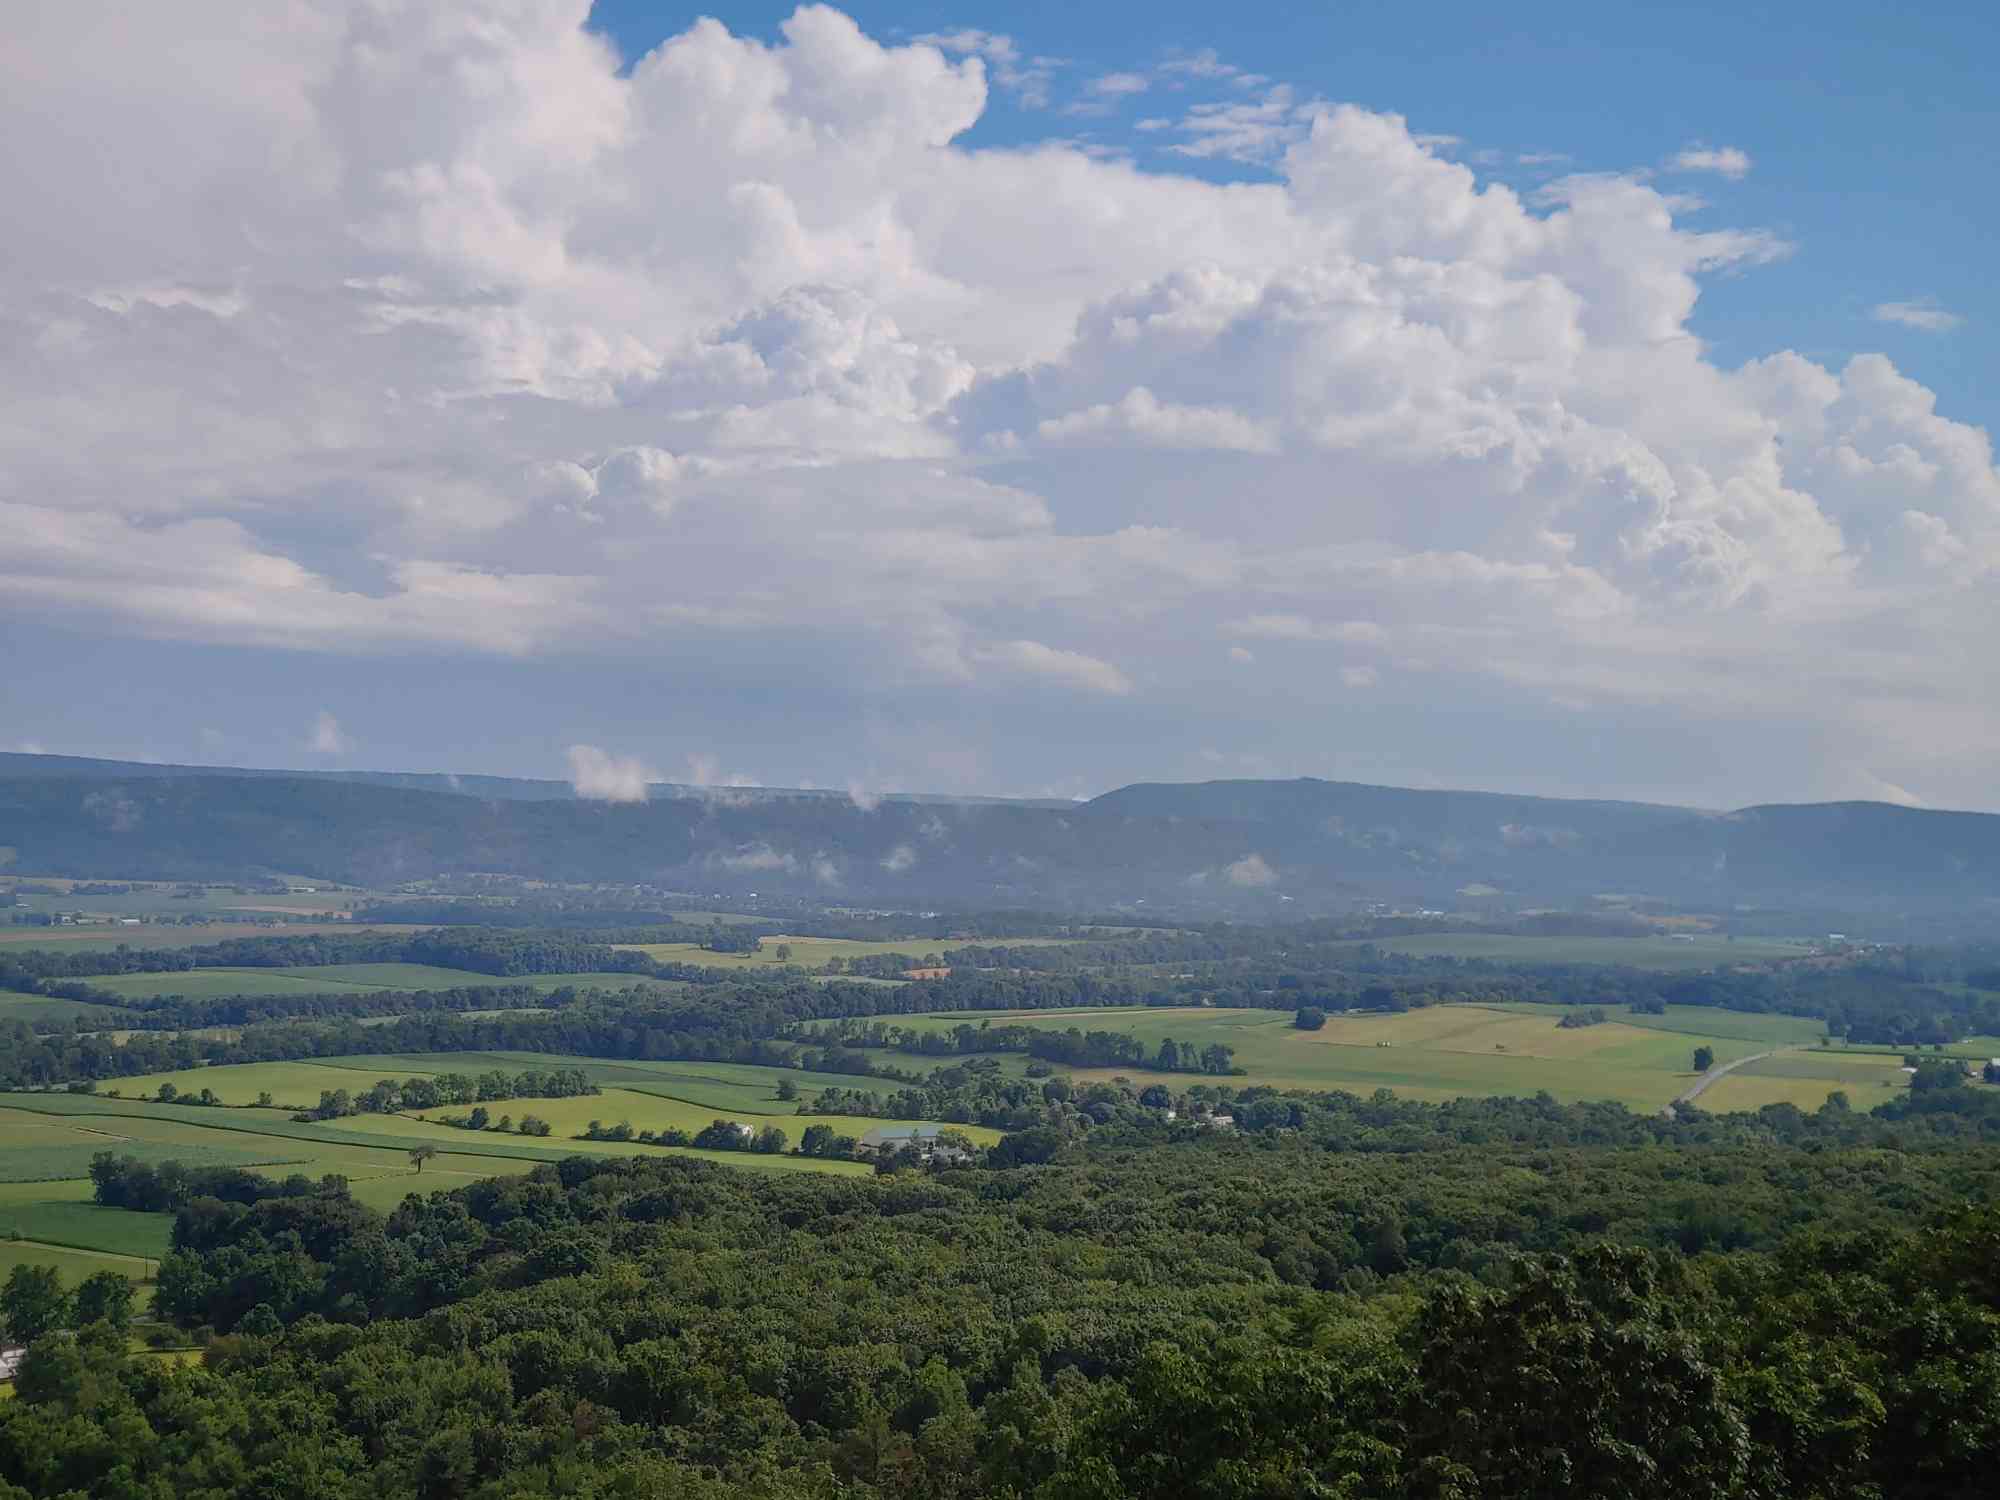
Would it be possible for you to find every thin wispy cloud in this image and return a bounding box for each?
[309,712,351,756]
[1169,85,1324,163]
[1872,299,1963,333]
[1089,71,1149,97]
[1159,48,1266,88]
[915,28,1061,108]
[1669,144,1753,179]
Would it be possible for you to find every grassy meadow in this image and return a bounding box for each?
[0,988,137,1024]
[0,1237,159,1287]
[897,1001,1862,1112]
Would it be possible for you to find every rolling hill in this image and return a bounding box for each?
[4,758,1999,921]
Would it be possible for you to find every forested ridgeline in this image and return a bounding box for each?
[4,1142,1997,1498]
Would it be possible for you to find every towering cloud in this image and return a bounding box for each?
[1,3,1995,804]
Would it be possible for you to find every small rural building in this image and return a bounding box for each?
[0,1346,24,1383]
[858,1123,970,1163]
[861,1124,941,1149]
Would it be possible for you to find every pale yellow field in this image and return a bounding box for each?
[1696,1050,1914,1112]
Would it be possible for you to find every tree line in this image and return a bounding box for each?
[8,1138,1996,1498]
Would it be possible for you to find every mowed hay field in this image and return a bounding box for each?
[902,1003,1852,1112]
[612,935,1080,971]
[1480,1002,1827,1046]
[97,1051,904,1113]
[1328,933,1813,969]
[0,1069,884,1269]
[0,1047,963,1265]
[391,1089,1001,1148]
[1695,1049,1919,1112]
[0,1105,308,1182]
[86,1051,997,1149]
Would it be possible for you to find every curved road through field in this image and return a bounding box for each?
[1666,1047,1794,1115]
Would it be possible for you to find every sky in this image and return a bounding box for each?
[3,0,1997,811]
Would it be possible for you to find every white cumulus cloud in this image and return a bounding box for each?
[566,744,655,802]
[0,4,1995,807]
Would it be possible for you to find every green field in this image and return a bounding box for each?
[304,1051,910,1106]
[390,1088,1001,1148]
[0,1079,880,1257]
[1483,1002,1827,1046]
[0,1049,956,1254]
[613,935,1077,971]
[0,1238,157,1287]
[898,1003,1853,1112]
[81,963,675,1002]
[95,1051,907,1111]
[0,1105,306,1181]
[1696,1049,1918,1112]
[0,922,427,953]
[0,988,136,1023]
[0,1180,175,1259]
[1329,933,1812,970]
[263,963,670,992]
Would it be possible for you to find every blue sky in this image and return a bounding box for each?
[3,1,1997,813]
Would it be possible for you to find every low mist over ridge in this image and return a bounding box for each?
[4,754,1999,925]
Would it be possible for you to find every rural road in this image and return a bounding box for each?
[1666,1048,1788,1115]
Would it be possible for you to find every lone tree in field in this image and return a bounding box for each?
[776,1079,798,1101]
[1293,1006,1327,1031]
[1692,1046,1715,1073]
[408,1145,438,1174]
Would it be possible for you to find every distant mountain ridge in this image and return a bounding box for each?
[0,753,1073,809]
[3,756,1998,922]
